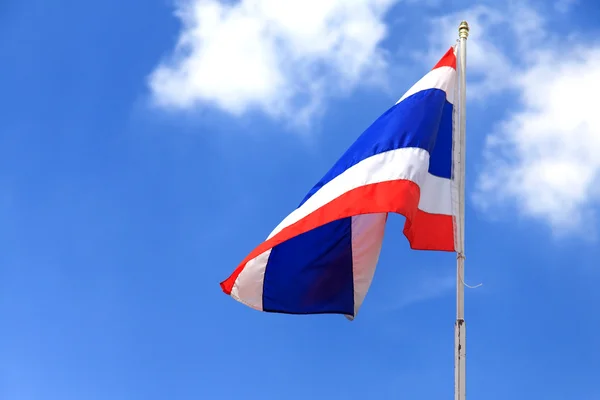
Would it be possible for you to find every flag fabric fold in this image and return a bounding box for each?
[220,47,458,319]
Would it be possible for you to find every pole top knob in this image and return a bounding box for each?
[458,21,469,38]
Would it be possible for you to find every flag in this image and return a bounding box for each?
[220,47,458,319]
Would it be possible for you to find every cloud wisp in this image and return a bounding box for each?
[477,47,600,234]
[148,0,399,126]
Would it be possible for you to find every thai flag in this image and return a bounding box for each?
[220,47,458,319]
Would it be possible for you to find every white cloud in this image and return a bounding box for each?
[148,0,398,125]
[477,46,600,233]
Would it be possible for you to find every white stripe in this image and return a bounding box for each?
[347,213,387,320]
[267,147,453,240]
[418,173,452,215]
[230,249,271,311]
[396,66,456,105]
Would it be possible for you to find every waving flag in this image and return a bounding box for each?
[220,47,458,319]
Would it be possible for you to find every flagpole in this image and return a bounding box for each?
[455,20,469,400]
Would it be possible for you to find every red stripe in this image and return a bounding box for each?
[405,210,454,251]
[220,180,455,295]
[432,46,456,70]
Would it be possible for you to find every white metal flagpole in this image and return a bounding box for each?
[455,20,469,400]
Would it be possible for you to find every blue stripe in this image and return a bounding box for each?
[262,217,355,315]
[300,89,453,207]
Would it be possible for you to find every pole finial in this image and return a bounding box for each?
[458,20,469,39]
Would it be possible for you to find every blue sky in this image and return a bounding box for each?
[1,0,600,399]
